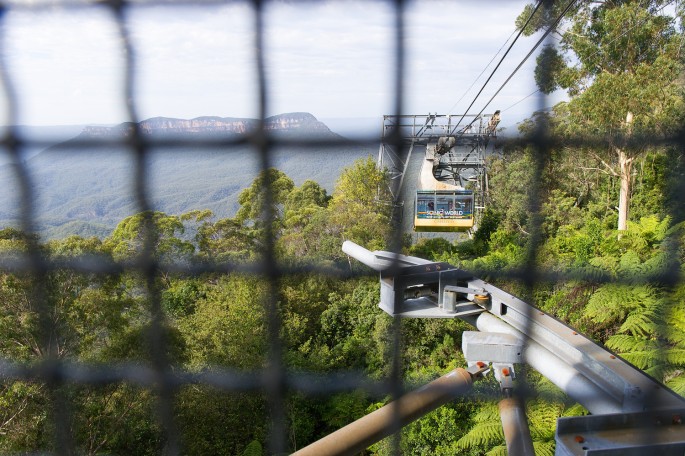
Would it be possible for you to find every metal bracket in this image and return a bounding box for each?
[379,262,486,318]
[462,331,523,387]
[555,408,685,455]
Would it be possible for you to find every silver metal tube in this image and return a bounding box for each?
[476,313,622,415]
[292,368,475,456]
[341,241,431,271]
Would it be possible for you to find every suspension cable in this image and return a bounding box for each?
[466,0,580,130]
[446,28,518,115]
[449,0,544,134]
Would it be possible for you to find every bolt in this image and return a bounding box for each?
[574,435,585,444]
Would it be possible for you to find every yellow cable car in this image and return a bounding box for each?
[414,189,474,232]
[413,138,475,232]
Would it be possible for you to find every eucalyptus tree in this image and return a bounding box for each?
[519,0,685,231]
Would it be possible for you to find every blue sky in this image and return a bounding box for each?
[1,0,565,128]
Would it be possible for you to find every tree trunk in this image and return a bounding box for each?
[617,148,633,232]
[617,111,634,233]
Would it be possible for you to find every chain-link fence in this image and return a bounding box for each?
[0,0,683,454]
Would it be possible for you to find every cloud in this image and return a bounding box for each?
[0,0,553,126]
[4,7,125,125]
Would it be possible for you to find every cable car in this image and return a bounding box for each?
[413,137,476,232]
[414,189,474,231]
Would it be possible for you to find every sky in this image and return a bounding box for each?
[0,0,567,130]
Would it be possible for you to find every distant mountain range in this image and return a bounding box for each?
[81,112,341,139]
[0,113,373,239]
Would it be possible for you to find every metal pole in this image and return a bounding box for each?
[342,240,432,271]
[499,394,536,456]
[292,367,477,456]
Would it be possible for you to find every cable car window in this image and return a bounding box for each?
[455,194,473,216]
[416,194,434,218]
[436,196,450,213]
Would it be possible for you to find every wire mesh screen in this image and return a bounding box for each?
[0,0,684,455]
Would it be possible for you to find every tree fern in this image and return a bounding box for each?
[584,284,657,325]
[456,402,504,451]
[587,251,685,393]
[528,399,564,440]
[617,304,660,338]
[665,371,685,395]
[533,440,557,456]
[456,374,582,455]
[486,445,508,456]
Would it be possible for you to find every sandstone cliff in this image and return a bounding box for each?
[80,112,339,139]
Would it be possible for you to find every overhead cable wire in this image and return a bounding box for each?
[493,0,676,119]
[470,0,579,124]
[449,0,544,134]
[446,28,519,115]
[502,89,540,113]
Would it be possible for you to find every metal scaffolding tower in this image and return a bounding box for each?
[378,113,499,235]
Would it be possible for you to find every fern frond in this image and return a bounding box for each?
[666,349,685,367]
[533,440,556,456]
[471,401,501,422]
[561,403,588,417]
[585,285,633,323]
[642,250,669,275]
[618,250,644,275]
[618,311,656,338]
[528,400,564,439]
[617,350,658,370]
[456,422,504,449]
[486,445,508,456]
[606,334,658,353]
[665,372,685,396]
[644,364,668,380]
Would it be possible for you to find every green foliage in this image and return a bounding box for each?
[105,211,194,262]
[520,0,685,231]
[408,237,455,261]
[242,440,263,456]
[236,168,294,228]
[180,275,267,370]
[280,180,331,259]
[456,401,504,452]
[0,382,48,452]
[196,216,255,261]
[314,279,390,374]
[535,46,567,94]
[487,150,536,235]
[175,387,266,456]
[161,279,205,318]
[69,385,161,455]
[328,157,393,255]
[1,128,683,456]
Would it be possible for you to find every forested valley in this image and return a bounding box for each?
[2,0,685,455]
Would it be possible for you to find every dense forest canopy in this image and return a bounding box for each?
[1,0,684,454]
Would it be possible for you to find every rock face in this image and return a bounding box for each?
[0,112,371,239]
[80,112,339,139]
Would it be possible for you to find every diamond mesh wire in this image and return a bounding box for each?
[0,0,683,454]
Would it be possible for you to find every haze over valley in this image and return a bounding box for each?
[0,112,373,239]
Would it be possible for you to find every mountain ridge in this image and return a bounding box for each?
[0,112,371,239]
[78,112,341,139]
